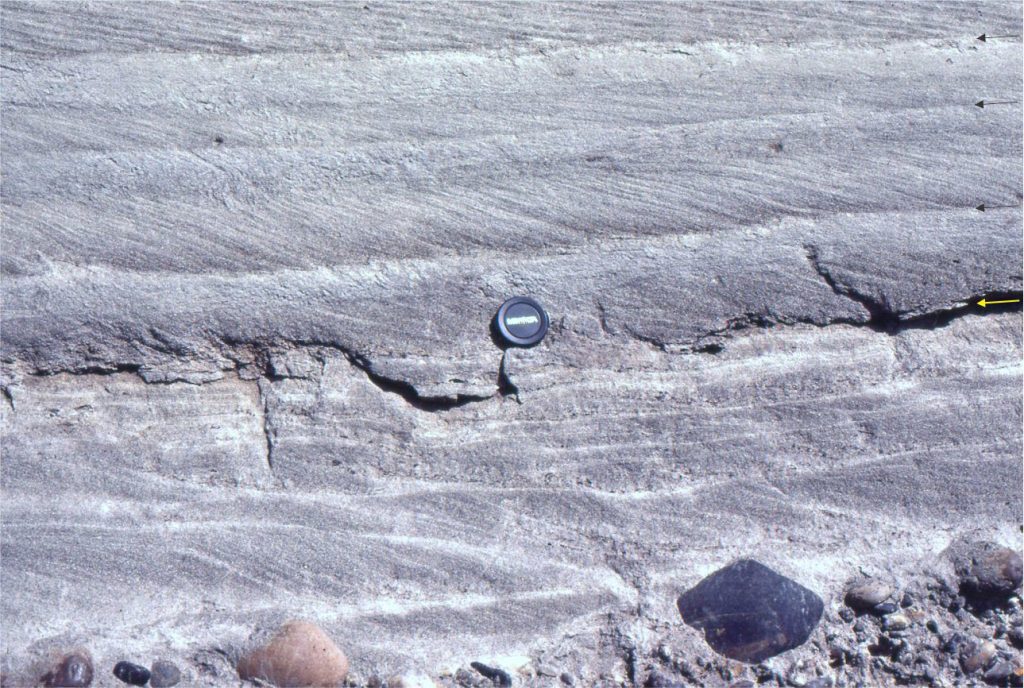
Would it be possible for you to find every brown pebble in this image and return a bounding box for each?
[960,640,997,674]
[237,620,349,687]
[42,651,93,687]
[844,580,893,611]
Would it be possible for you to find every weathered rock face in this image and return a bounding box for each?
[677,560,824,662]
[0,1,1021,686]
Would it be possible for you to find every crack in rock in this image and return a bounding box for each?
[594,249,1022,356]
[15,339,506,414]
[12,272,1021,412]
[272,338,499,411]
[804,244,1023,334]
[341,349,494,412]
[496,351,521,404]
[256,377,276,478]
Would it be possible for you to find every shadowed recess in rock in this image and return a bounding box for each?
[677,559,824,663]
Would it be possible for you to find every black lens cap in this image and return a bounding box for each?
[494,296,549,347]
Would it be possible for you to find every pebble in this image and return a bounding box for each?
[237,620,349,687]
[559,672,575,686]
[955,542,1024,601]
[469,662,511,687]
[871,602,899,616]
[982,660,1015,684]
[804,679,833,688]
[676,559,823,663]
[646,670,685,687]
[961,640,997,674]
[844,581,893,611]
[149,661,180,688]
[42,652,94,688]
[113,661,150,686]
[454,668,479,687]
[387,672,437,688]
[900,592,915,608]
[884,614,910,632]
[926,619,940,633]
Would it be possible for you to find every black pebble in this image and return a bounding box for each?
[470,662,512,687]
[871,602,899,616]
[943,633,968,655]
[559,672,575,686]
[113,661,150,686]
[676,559,824,663]
[926,619,940,633]
[149,660,180,688]
[900,592,915,608]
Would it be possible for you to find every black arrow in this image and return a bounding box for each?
[975,99,1017,108]
[976,203,1018,212]
[977,33,1019,42]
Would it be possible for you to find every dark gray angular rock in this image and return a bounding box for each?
[677,559,824,663]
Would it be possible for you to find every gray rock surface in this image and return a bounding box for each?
[1,2,1021,686]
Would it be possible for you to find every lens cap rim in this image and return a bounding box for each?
[494,296,549,348]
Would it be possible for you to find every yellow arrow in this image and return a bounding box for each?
[978,298,1021,307]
